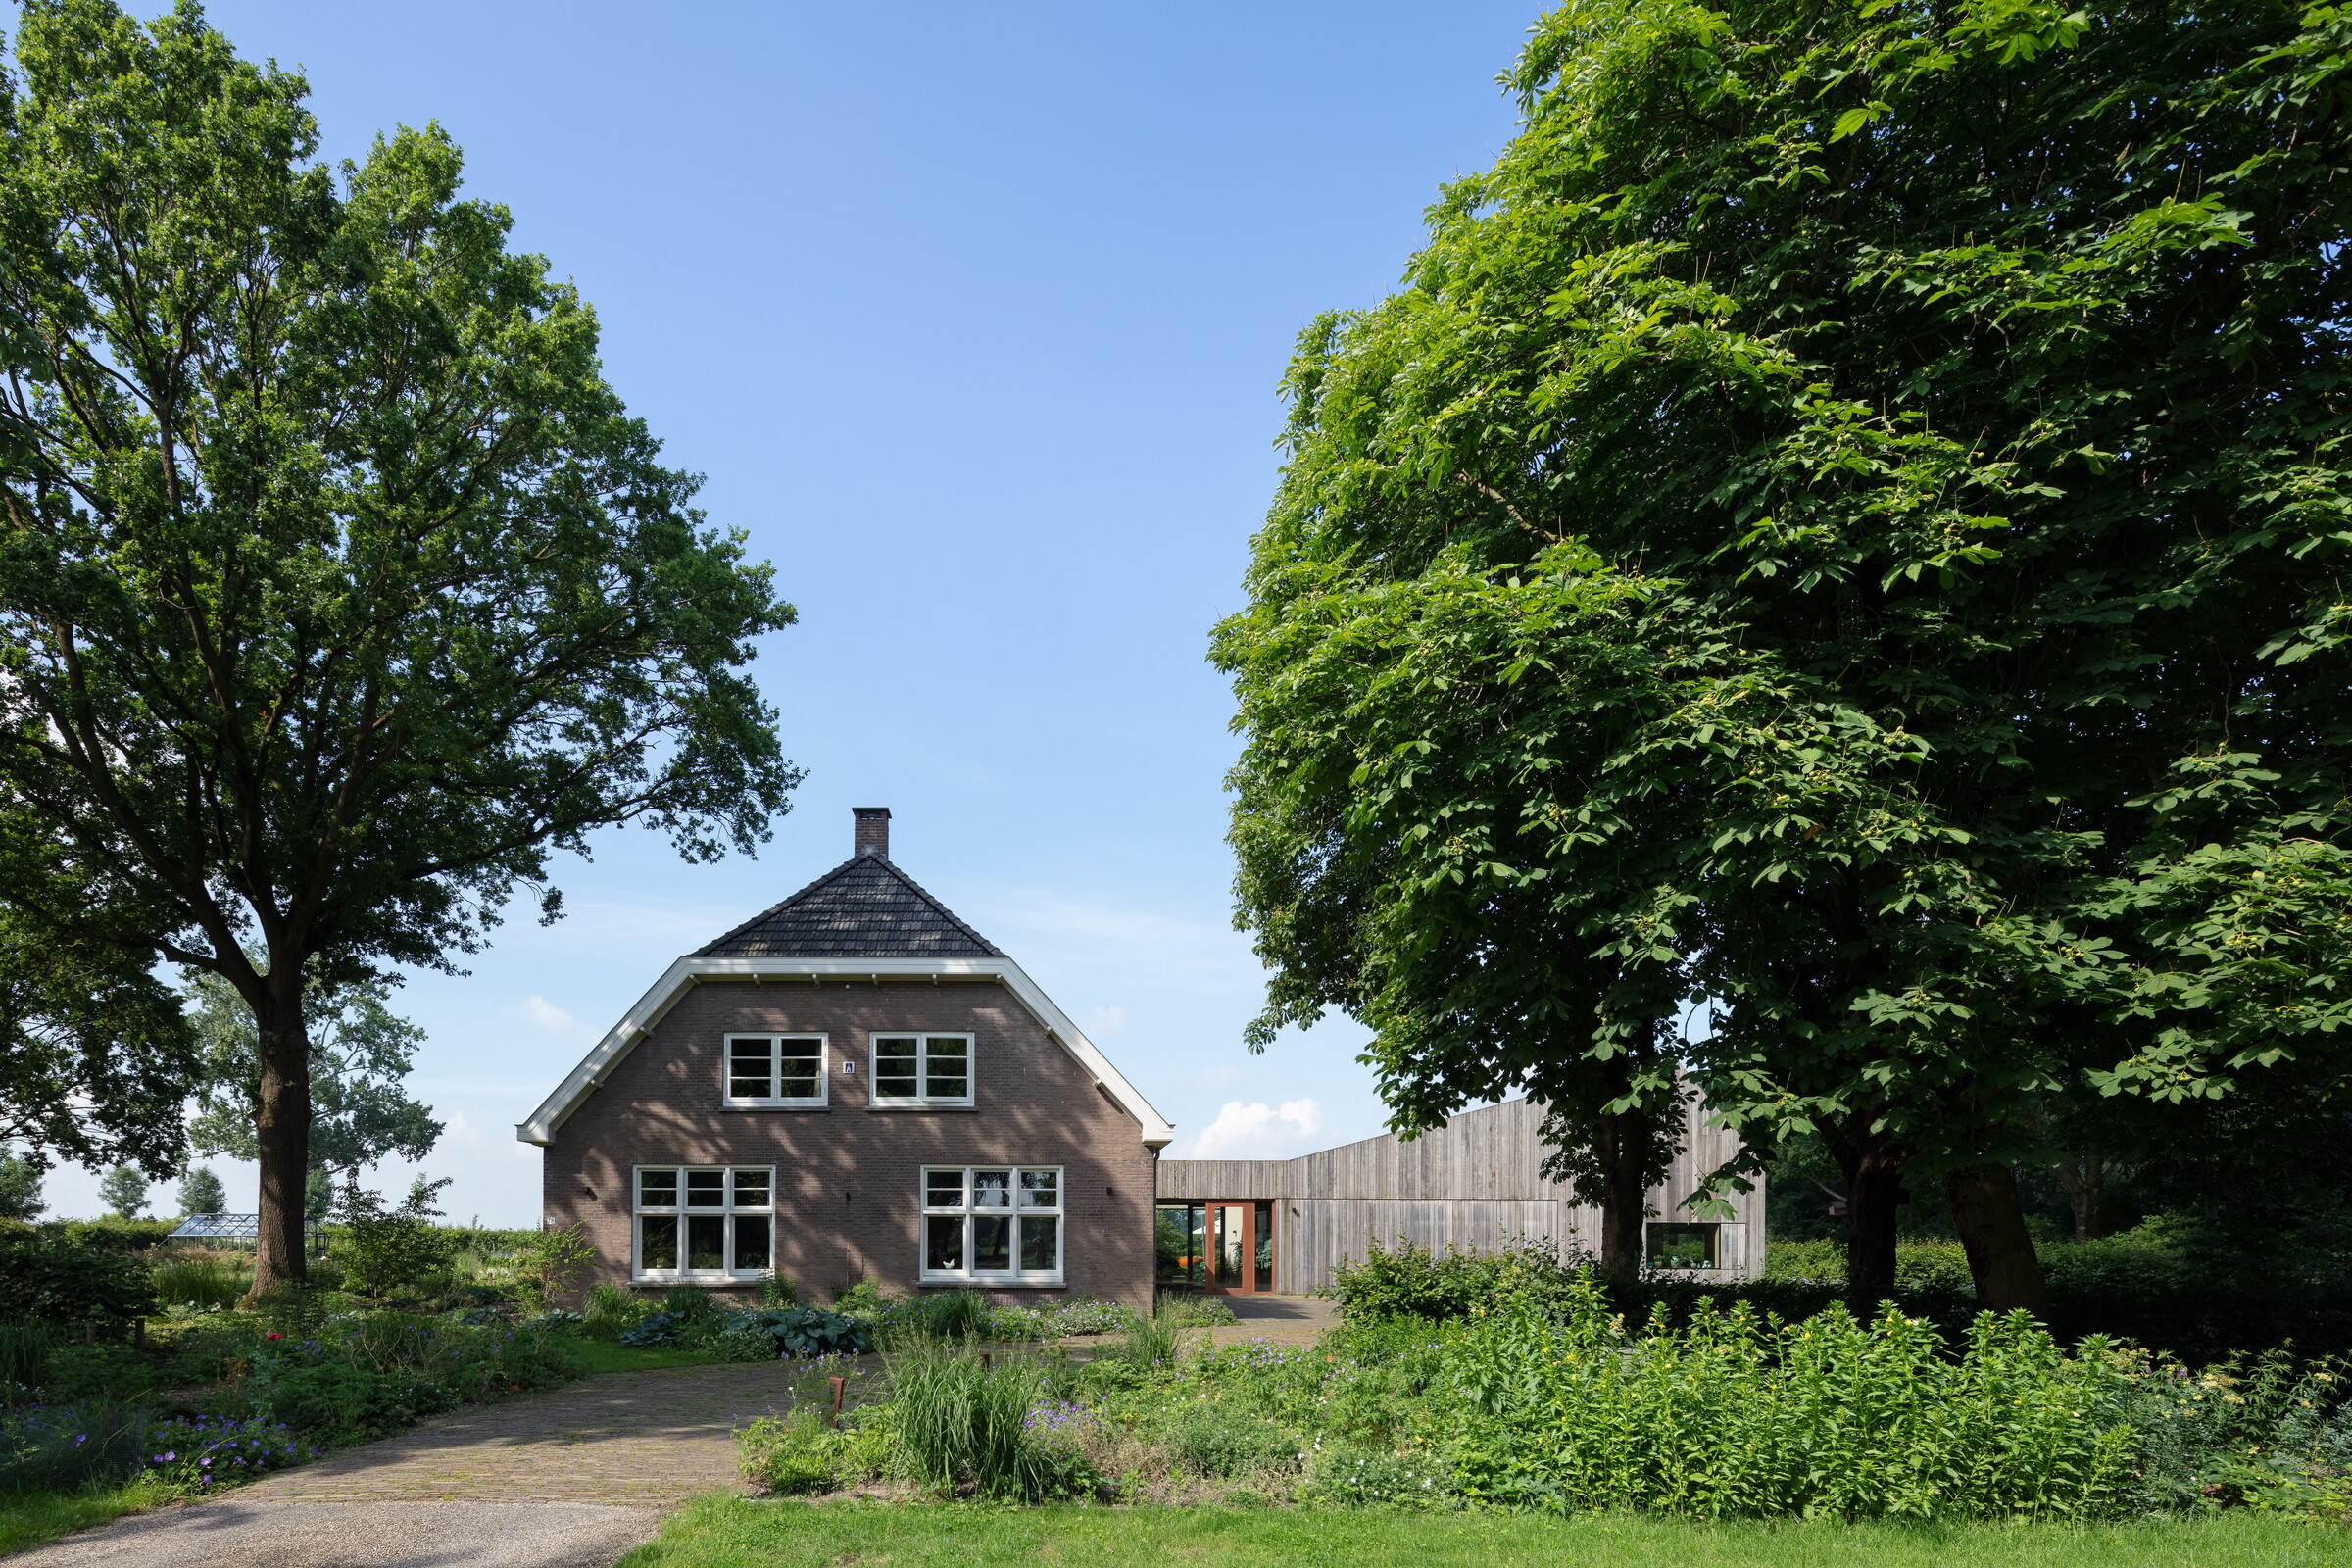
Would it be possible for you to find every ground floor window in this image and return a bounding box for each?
[634,1165,773,1280]
[1645,1221,1720,1270]
[921,1166,1062,1284]
[1154,1200,1272,1291]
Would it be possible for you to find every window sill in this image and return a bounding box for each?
[720,1102,832,1112]
[632,1271,773,1285]
[919,1276,1066,1289]
[867,1102,976,1112]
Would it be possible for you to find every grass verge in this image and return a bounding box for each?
[0,1475,177,1556]
[618,1496,2343,1568]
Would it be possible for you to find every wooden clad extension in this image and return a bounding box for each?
[1156,1097,1765,1294]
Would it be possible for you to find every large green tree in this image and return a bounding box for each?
[1219,0,2352,1307]
[0,0,799,1295]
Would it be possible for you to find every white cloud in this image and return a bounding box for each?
[1184,1098,1323,1160]
[512,995,575,1031]
[1086,1004,1128,1035]
[1197,1065,1241,1089]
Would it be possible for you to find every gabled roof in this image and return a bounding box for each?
[695,855,1003,958]
[516,846,1174,1148]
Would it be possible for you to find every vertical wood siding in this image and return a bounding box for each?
[1160,1097,1765,1292]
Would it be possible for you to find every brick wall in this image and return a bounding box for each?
[540,975,1156,1311]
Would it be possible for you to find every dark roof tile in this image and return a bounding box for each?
[695,856,1003,959]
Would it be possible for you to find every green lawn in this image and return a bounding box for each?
[0,1476,176,1557]
[567,1338,736,1374]
[618,1497,2341,1568]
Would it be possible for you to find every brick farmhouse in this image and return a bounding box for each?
[517,808,1173,1308]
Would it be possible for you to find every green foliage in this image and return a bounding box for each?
[182,968,442,1180]
[94,1167,147,1221]
[0,921,199,1179]
[1437,1285,2135,1519]
[1327,1239,1584,1323]
[887,1342,1092,1499]
[1215,0,2352,1299]
[0,1158,43,1223]
[150,1254,249,1312]
[516,1224,595,1310]
[0,1233,153,1329]
[0,0,799,1288]
[0,1323,48,1392]
[243,1313,585,1441]
[723,1306,872,1359]
[737,1406,892,1495]
[174,1166,227,1218]
[329,1180,455,1300]
[583,1282,649,1342]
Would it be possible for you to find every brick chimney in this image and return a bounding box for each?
[853,807,891,858]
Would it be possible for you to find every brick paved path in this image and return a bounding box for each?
[1200,1295,1341,1348]
[237,1358,867,1509]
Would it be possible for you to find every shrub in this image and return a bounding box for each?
[738,1405,891,1495]
[619,1311,687,1348]
[1157,1296,1239,1328]
[517,1225,596,1310]
[1435,1281,2134,1520]
[246,1314,585,1440]
[832,1276,897,1317]
[584,1282,648,1342]
[722,1306,872,1359]
[0,1233,155,1330]
[331,1186,455,1300]
[1158,1400,1297,1478]
[1325,1238,1579,1324]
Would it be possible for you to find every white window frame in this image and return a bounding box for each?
[632,1164,776,1282]
[919,1164,1063,1285]
[721,1033,829,1108]
[868,1032,975,1107]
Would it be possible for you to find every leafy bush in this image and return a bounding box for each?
[1435,1282,2133,1520]
[1326,1239,1581,1324]
[516,1225,596,1309]
[0,1234,155,1330]
[832,1276,897,1317]
[584,1282,649,1342]
[245,1313,585,1440]
[331,1186,456,1300]
[2111,1348,2352,1515]
[738,1405,892,1495]
[721,1306,872,1358]
[1157,1400,1297,1478]
[619,1311,687,1348]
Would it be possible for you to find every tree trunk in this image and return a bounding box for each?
[248,981,313,1299]
[1842,1143,1906,1299]
[1594,1104,1651,1279]
[1944,1163,2049,1315]
[2054,1152,2105,1243]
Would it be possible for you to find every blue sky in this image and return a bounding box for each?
[33,1,1542,1224]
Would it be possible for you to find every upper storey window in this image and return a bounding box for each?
[724,1034,827,1107]
[870,1033,972,1106]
